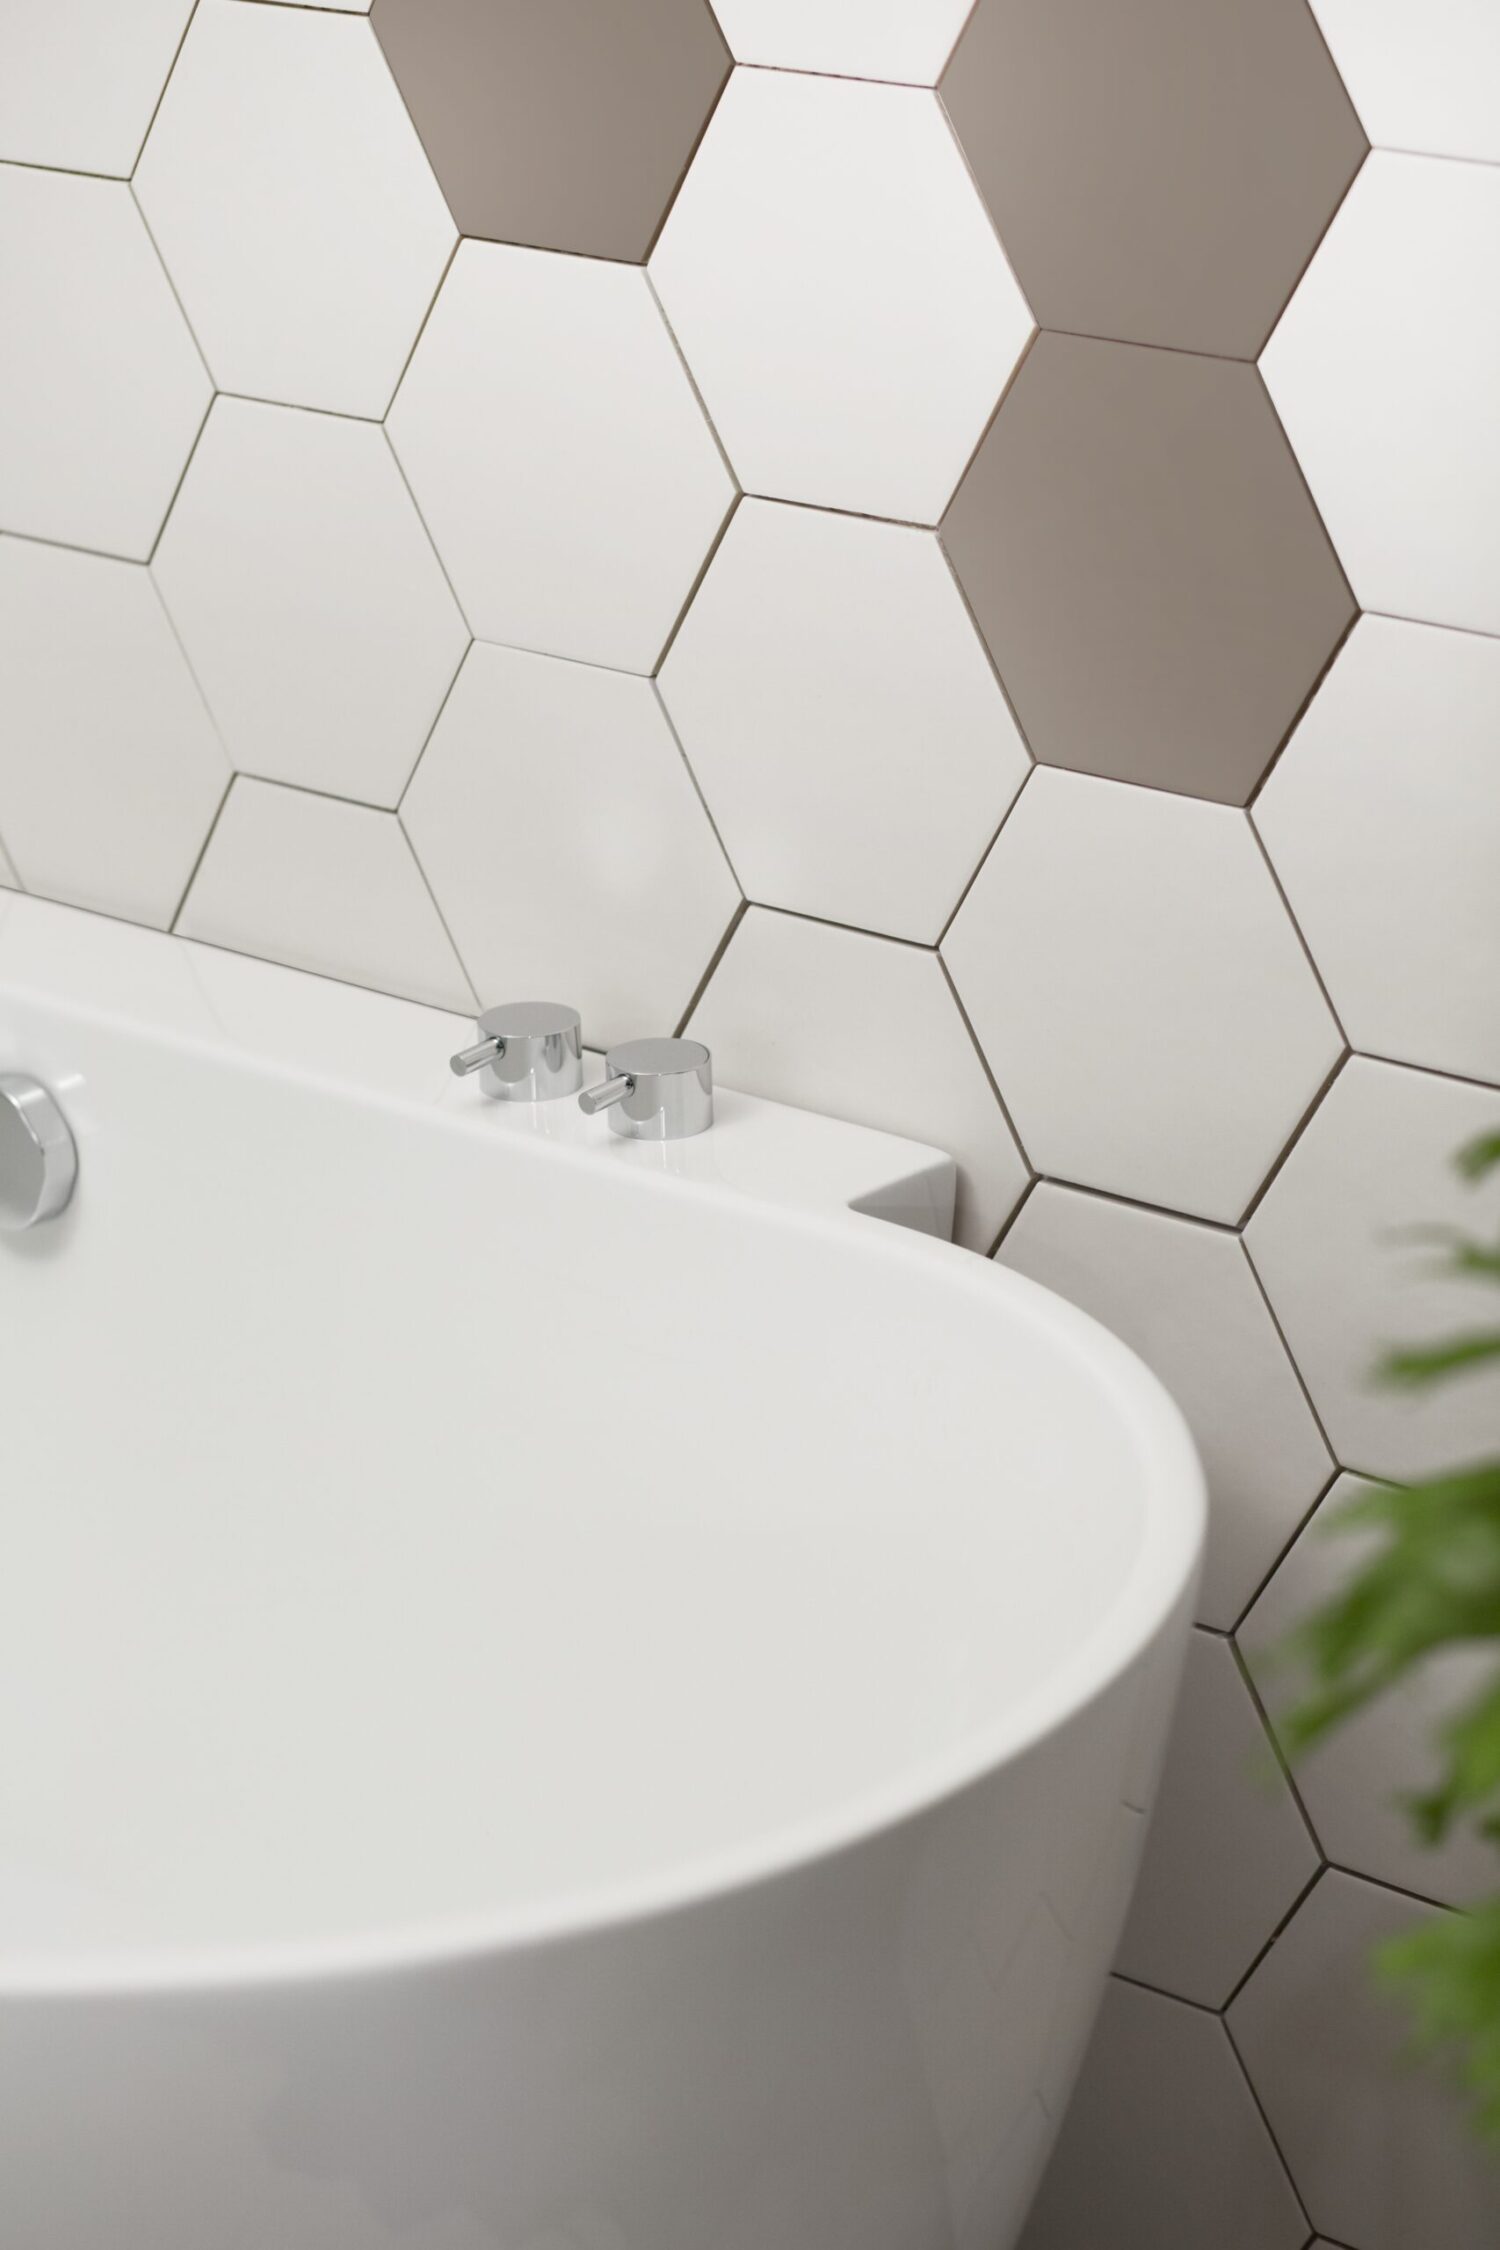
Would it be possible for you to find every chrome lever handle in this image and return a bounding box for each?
[578,1038,713,1141]
[449,1003,583,1103]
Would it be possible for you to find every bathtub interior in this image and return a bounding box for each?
[0,939,1192,1988]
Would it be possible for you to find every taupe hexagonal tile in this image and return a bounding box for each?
[658,500,1028,944]
[1241,1475,1499,1909]
[403,643,739,1049]
[685,909,1028,1252]
[1020,1978,1306,2250]
[943,771,1342,1223]
[372,0,728,261]
[941,334,1354,803]
[1113,1631,1319,2008]
[998,1186,1332,1628]
[941,0,1364,359]
[1246,1058,1500,1482]
[1230,1872,1500,2250]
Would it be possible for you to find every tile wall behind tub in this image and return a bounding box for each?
[2,0,1499,2241]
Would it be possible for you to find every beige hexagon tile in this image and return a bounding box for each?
[1255,614,1500,1087]
[135,1,455,418]
[0,167,209,560]
[1230,1873,1500,2250]
[686,909,1028,1252]
[0,0,195,176]
[1020,1978,1306,2250]
[153,399,468,810]
[658,500,1028,944]
[1113,1631,1319,2008]
[999,1185,1332,1628]
[388,242,733,675]
[1262,152,1500,638]
[941,0,1363,359]
[651,67,1033,524]
[178,779,474,1013]
[941,333,1354,803]
[944,770,1342,1224]
[403,643,739,1049]
[0,538,227,929]
[1247,1058,1500,1482]
[1241,1475,1499,1910]
[372,0,727,261]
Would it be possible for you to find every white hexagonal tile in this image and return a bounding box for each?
[999,1186,1332,1629]
[1020,1978,1305,2250]
[403,643,739,1048]
[685,908,1028,1251]
[711,0,974,82]
[178,779,473,1012]
[651,68,1032,524]
[1309,0,1500,163]
[134,1,454,418]
[1262,151,1500,637]
[1241,1474,1499,1909]
[658,501,1028,943]
[1246,1057,1500,1482]
[1114,1631,1318,2008]
[0,538,227,927]
[1256,615,1500,1087]
[1230,1872,1500,2250]
[388,242,732,673]
[0,168,208,559]
[0,0,195,175]
[152,399,468,809]
[944,770,1342,1224]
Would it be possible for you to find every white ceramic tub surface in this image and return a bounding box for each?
[0,893,1203,2250]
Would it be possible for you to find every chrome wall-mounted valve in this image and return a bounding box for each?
[578,1037,713,1141]
[450,1003,583,1102]
[0,1073,78,1231]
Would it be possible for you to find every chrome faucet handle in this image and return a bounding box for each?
[0,1073,78,1230]
[578,1037,713,1141]
[449,1002,583,1102]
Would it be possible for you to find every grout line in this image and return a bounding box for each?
[1220,1868,1325,2020]
[382,233,461,421]
[935,757,1033,948]
[935,946,1035,1174]
[128,0,201,178]
[395,639,473,816]
[641,52,734,263]
[1323,1862,1455,1918]
[1029,1170,1242,1235]
[938,320,1042,528]
[1228,1462,1343,1640]
[644,263,742,495]
[1223,1997,1318,2236]
[1230,1636,1325,1861]
[397,804,481,1014]
[1364,606,1500,648]
[652,676,747,897]
[1239,1232,1342,1459]
[650,487,741,676]
[0,524,150,570]
[1246,600,1361,812]
[378,417,472,630]
[676,897,748,1036]
[1345,1045,1500,1100]
[143,389,215,568]
[168,772,235,930]
[1237,1045,1350,1230]
[1109,1968,1221,2018]
[985,1171,1040,1258]
[1255,129,1368,364]
[751,898,933,952]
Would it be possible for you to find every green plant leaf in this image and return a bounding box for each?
[1457,1132,1500,1184]
[1379,1903,1500,2138]
[1379,1334,1500,1388]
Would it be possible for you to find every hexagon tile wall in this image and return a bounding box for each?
[2,2,1498,2243]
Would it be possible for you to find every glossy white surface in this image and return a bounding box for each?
[1308,0,1500,162]
[179,779,475,1012]
[712,0,974,82]
[389,244,733,672]
[659,501,1028,943]
[0,0,194,174]
[1262,152,1500,637]
[999,1186,1332,1629]
[1256,615,1500,1086]
[0,167,209,559]
[154,400,468,808]
[0,540,227,927]
[651,69,1033,523]
[945,771,1342,1224]
[403,643,740,1048]
[134,1,455,417]
[0,894,1201,2250]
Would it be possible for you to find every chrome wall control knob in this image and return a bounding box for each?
[578,1037,713,1141]
[449,1003,583,1103]
[0,1073,78,1231]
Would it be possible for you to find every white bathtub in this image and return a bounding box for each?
[0,894,1202,2250]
